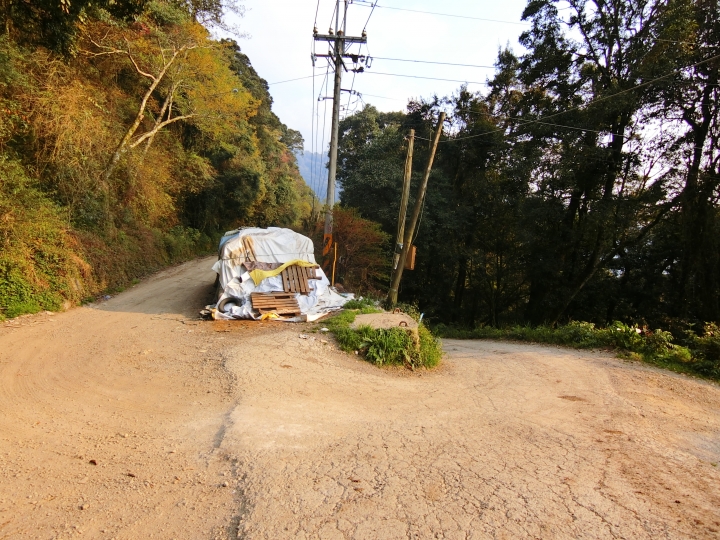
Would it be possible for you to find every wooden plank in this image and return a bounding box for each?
[305,270,311,292]
[251,292,300,316]
[280,268,290,291]
[284,267,293,292]
[299,266,308,294]
[298,266,307,294]
[299,267,307,293]
[294,265,302,292]
[259,308,299,315]
[290,265,299,293]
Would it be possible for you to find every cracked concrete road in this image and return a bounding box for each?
[1,257,719,539]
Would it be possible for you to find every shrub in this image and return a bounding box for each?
[686,323,720,377]
[0,157,85,318]
[326,308,442,369]
[433,320,711,381]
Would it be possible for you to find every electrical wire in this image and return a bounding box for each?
[375,4,529,26]
[312,66,330,198]
[319,65,331,201]
[329,0,337,32]
[310,45,317,202]
[362,1,377,32]
[314,0,321,27]
[359,92,405,101]
[425,51,720,144]
[268,73,324,85]
[344,71,357,120]
[372,57,496,69]
[364,72,490,85]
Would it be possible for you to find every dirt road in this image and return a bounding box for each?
[1,257,719,539]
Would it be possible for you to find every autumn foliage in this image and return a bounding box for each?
[307,207,390,292]
[0,1,312,318]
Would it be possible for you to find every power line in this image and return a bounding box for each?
[376,4,529,26]
[269,73,323,85]
[364,71,490,85]
[428,51,720,144]
[310,53,317,199]
[360,92,405,101]
[319,66,331,196]
[373,57,496,69]
[362,0,377,31]
[344,71,357,120]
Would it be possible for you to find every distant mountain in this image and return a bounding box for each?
[294,151,328,201]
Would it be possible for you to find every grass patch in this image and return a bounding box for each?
[343,296,382,313]
[325,308,442,369]
[434,321,719,382]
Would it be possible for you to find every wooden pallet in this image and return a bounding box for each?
[281,265,320,295]
[250,292,301,316]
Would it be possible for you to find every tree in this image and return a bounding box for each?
[80,7,256,218]
[0,0,145,54]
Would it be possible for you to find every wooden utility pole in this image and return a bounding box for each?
[391,129,415,275]
[387,113,445,305]
[313,1,367,267]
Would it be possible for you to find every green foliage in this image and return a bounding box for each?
[359,326,414,366]
[433,321,717,380]
[684,324,720,377]
[343,297,379,310]
[337,0,720,336]
[418,325,442,368]
[0,157,81,318]
[1,0,146,54]
[326,308,443,369]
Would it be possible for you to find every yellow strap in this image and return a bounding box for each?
[248,259,317,284]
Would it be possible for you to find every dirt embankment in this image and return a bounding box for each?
[1,257,719,539]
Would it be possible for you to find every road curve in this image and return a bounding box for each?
[1,257,719,539]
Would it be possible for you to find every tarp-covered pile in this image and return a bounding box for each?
[210,227,349,321]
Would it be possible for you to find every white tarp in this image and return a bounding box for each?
[212,227,316,291]
[210,227,348,321]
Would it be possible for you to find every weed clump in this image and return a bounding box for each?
[325,307,442,369]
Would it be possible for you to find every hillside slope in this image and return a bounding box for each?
[0,1,312,319]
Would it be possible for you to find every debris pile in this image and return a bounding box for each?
[208,227,349,321]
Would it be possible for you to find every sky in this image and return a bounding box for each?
[226,0,530,155]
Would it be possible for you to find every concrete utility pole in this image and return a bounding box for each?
[313,1,367,264]
[387,113,445,305]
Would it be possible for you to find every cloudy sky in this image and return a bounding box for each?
[227,0,530,153]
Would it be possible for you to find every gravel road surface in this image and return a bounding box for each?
[1,257,719,539]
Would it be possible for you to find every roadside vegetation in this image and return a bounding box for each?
[434,322,720,381]
[331,0,720,381]
[0,0,311,320]
[325,298,442,369]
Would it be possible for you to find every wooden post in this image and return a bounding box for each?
[387,112,445,305]
[392,129,415,274]
[332,242,338,286]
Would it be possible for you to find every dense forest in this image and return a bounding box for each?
[0,0,312,318]
[338,0,720,336]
